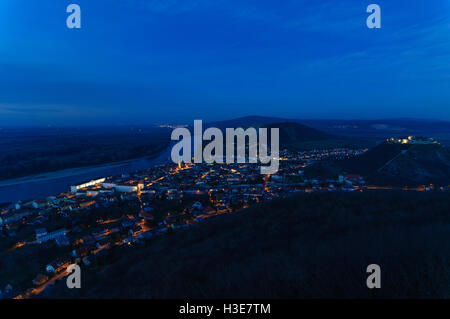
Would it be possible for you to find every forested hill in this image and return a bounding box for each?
[44,191,450,298]
[204,117,370,150]
[340,142,450,185]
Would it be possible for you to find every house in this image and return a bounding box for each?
[192,201,203,211]
[32,199,48,209]
[102,181,144,193]
[0,209,31,226]
[36,228,68,243]
[60,204,73,212]
[71,178,106,193]
[344,174,365,185]
[46,264,56,273]
[56,235,70,246]
[15,200,34,210]
[82,256,92,266]
[35,226,47,236]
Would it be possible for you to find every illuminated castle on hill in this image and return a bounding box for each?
[386,136,439,145]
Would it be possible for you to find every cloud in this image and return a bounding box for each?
[0,105,63,114]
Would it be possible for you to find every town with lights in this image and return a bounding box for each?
[1,143,449,299]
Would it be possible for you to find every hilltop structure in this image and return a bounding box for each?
[386,136,439,145]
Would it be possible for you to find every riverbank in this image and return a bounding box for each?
[0,148,172,203]
[0,150,168,187]
[0,160,137,188]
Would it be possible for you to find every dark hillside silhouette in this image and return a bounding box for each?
[45,191,450,299]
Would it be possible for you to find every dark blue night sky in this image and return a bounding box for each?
[0,0,449,125]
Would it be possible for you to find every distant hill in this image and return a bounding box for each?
[204,117,370,150]
[206,116,287,129]
[372,144,450,185]
[299,119,450,145]
[265,122,333,144]
[205,116,450,146]
[340,142,450,186]
[264,122,368,150]
[341,142,411,174]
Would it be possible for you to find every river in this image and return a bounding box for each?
[0,147,172,205]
